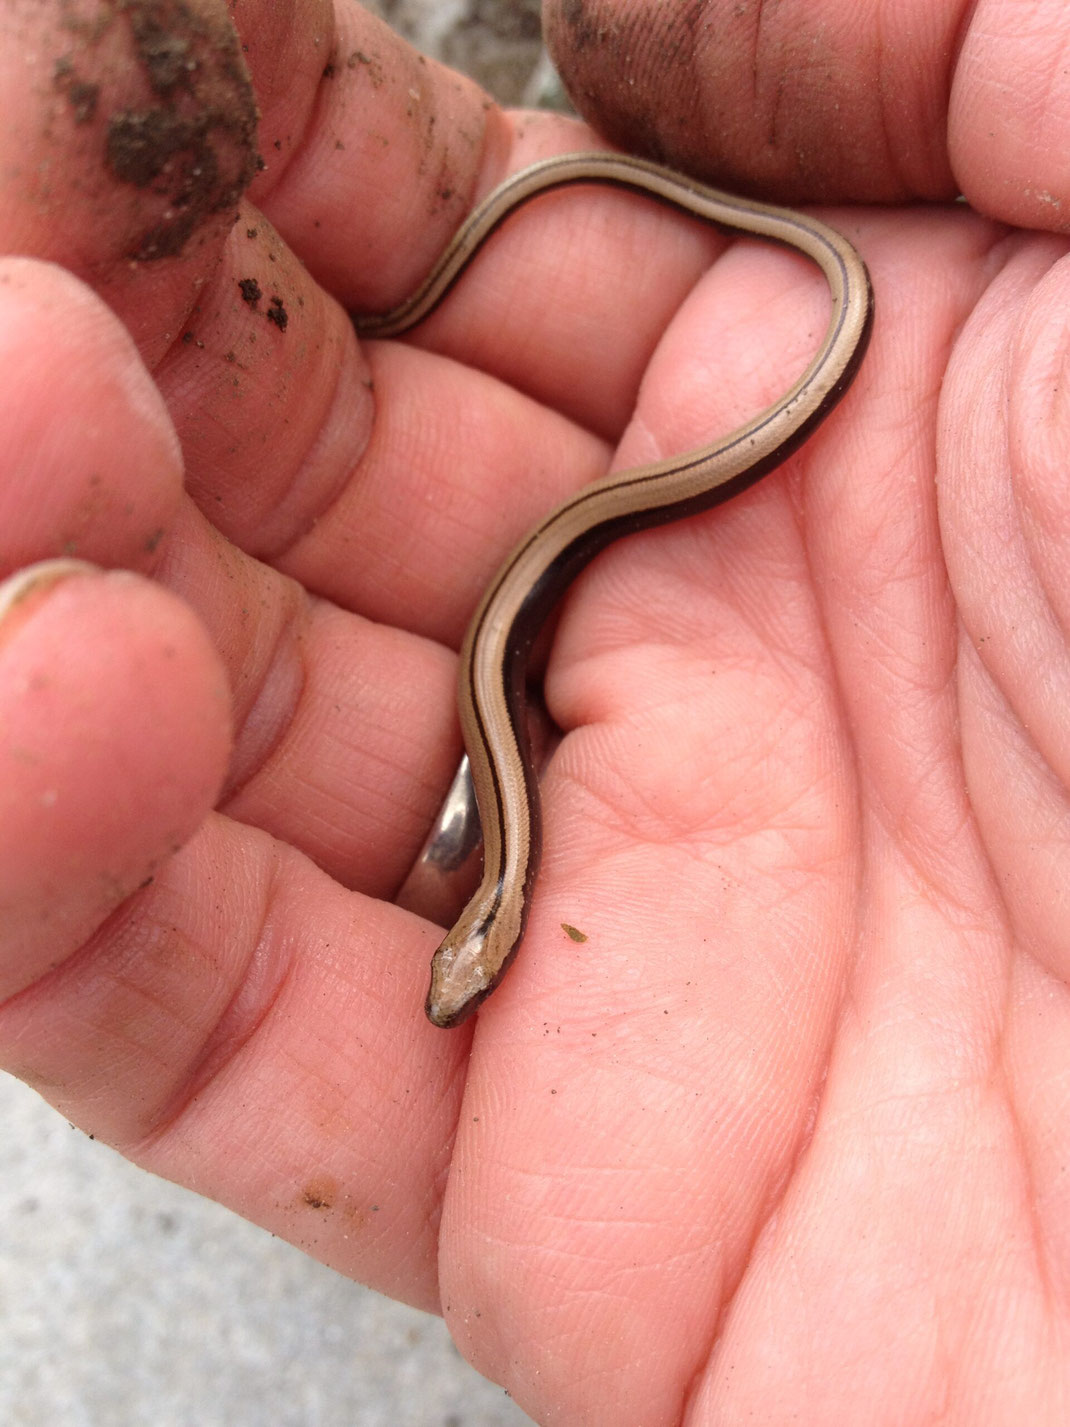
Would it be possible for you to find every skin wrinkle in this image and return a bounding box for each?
[718,840,864,1407]
[951,1118,1037,1408]
[264,365,387,569]
[250,14,339,202]
[493,1227,722,1421]
[871,5,929,202]
[219,609,308,803]
[553,726,747,849]
[1011,19,1069,137]
[992,1013,1059,1327]
[961,649,1069,966]
[750,0,776,148]
[947,0,980,77]
[262,355,373,569]
[223,600,452,894]
[123,877,427,1228]
[863,673,979,910]
[952,249,1070,771]
[579,639,821,827]
[808,339,978,919]
[11,858,253,1140]
[789,454,869,884]
[685,1084,833,1424]
[872,9,897,195]
[127,862,293,1152]
[1009,295,1070,664]
[154,504,307,786]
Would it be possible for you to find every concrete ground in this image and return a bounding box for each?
[1,1076,534,1427]
[2,6,559,1425]
[364,1,550,106]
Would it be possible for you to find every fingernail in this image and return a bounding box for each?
[0,558,102,636]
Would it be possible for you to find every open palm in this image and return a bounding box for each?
[1,2,1068,1423]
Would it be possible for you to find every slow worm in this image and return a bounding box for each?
[355,151,873,1028]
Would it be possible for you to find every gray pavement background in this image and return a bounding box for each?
[367,1,548,106]
[0,1076,531,1427]
[2,5,556,1425]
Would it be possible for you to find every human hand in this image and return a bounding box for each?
[2,1,1068,1424]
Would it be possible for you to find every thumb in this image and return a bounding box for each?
[0,561,231,1000]
[545,0,1070,231]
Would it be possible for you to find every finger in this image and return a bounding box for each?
[146,203,613,645]
[0,259,231,987]
[1,0,259,360]
[247,0,501,312]
[544,0,960,203]
[799,206,1003,888]
[937,232,1070,983]
[0,246,462,1289]
[0,5,607,619]
[0,256,230,990]
[544,0,1070,231]
[0,561,230,999]
[950,0,1070,231]
[0,258,182,576]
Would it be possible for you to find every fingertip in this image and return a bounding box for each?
[0,561,232,999]
[0,1,257,271]
[0,258,182,576]
[0,557,101,640]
